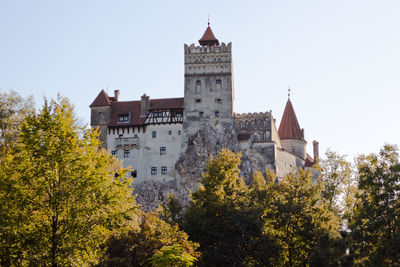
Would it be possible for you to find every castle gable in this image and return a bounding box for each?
[90,90,111,107]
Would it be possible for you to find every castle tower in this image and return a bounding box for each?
[182,23,234,144]
[278,98,307,160]
[89,89,115,149]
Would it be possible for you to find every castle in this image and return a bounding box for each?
[90,23,319,207]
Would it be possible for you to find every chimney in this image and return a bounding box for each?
[140,94,150,117]
[301,128,305,139]
[313,140,319,163]
[114,90,120,101]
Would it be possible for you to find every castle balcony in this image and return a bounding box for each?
[115,137,138,147]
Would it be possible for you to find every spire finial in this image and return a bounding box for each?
[288,86,291,99]
[208,15,210,26]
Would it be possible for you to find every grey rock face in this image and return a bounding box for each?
[134,123,277,209]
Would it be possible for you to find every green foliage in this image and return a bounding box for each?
[99,210,199,266]
[162,192,183,226]
[150,245,197,267]
[183,149,279,266]
[0,89,34,158]
[0,97,137,266]
[309,231,353,267]
[349,144,400,266]
[320,149,356,224]
[263,169,341,266]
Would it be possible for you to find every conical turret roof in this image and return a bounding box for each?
[278,99,305,141]
[199,23,220,46]
[90,90,111,107]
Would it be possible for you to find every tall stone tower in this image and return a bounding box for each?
[89,89,118,149]
[182,23,234,147]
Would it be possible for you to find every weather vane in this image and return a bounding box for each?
[208,14,210,26]
[288,86,291,99]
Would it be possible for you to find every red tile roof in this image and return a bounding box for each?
[108,97,184,126]
[149,98,184,110]
[199,25,220,46]
[278,99,305,141]
[90,90,111,107]
[305,153,315,167]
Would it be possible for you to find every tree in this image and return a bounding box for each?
[162,192,183,226]
[99,210,199,266]
[150,245,197,267]
[0,89,34,158]
[349,144,400,265]
[183,149,278,266]
[264,169,341,266]
[320,149,355,223]
[0,97,137,266]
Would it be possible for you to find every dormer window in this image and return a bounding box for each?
[118,114,130,123]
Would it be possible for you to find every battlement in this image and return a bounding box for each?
[234,111,271,120]
[184,42,232,54]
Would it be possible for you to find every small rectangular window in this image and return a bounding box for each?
[131,170,137,178]
[161,166,167,175]
[151,167,157,175]
[172,111,182,117]
[160,147,166,155]
[154,111,163,118]
[196,99,202,103]
[215,111,220,117]
[215,98,222,103]
[118,114,130,122]
[111,150,116,156]
[124,149,130,158]
[168,130,172,135]
[152,131,156,138]
[199,112,204,119]
[216,79,222,85]
[134,134,138,139]
[178,130,181,135]
[196,80,201,86]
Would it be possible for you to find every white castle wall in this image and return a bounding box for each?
[107,124,183,183]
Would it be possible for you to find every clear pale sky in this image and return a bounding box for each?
[1,0,399,160]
